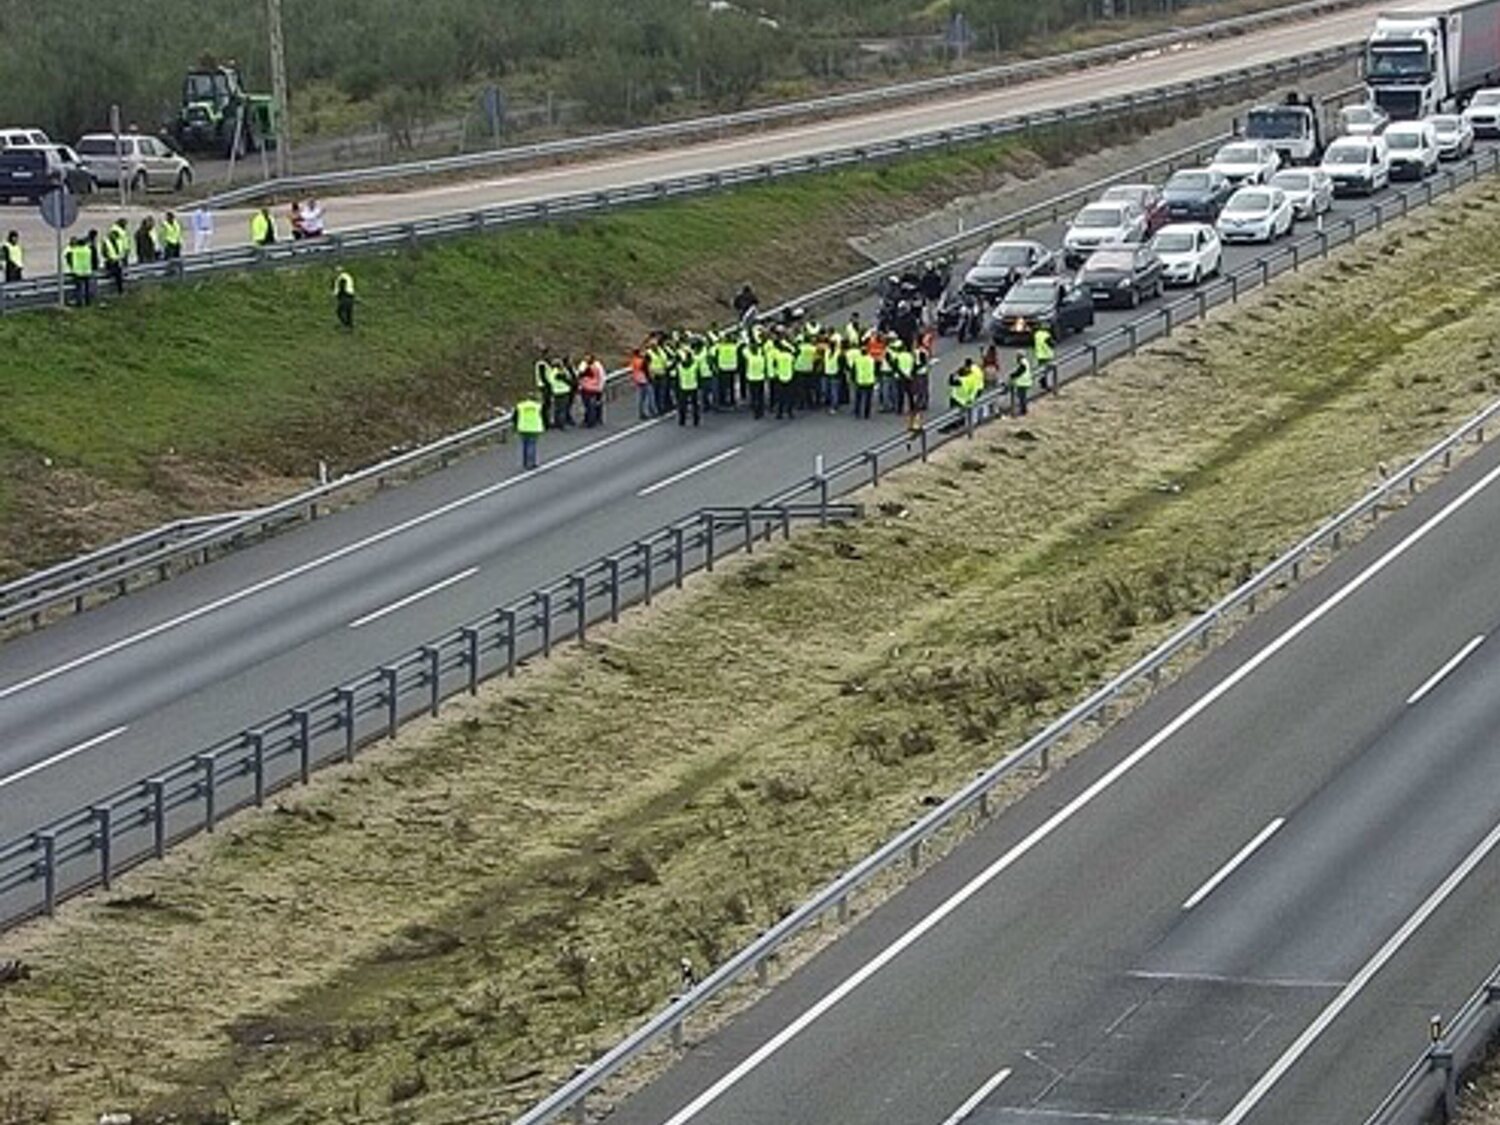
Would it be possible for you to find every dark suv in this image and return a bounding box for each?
[0,146,94,203]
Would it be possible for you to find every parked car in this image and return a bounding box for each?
[1462,88,1500,137]
[1063,201,1145,267]
[0,127,50,150]
[991,277,1095,344]
[1268,167,1334,219]
[1382,120,1440,179]
[1215,185,1294,242]
[1162,167,1236,221]
[1428,113,1475,159]
[1320,136,1390,195]
[1100,183,1170,234]
[1207,140,1281,185]
[1338,103,1389,137]
[75,132,194,192]
[1078,244,1164,308]
[961,239,1058,298]
[1151,223,1222,287]
[0,145,95,202]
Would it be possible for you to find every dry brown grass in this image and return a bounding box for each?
[6,178,1500,1125]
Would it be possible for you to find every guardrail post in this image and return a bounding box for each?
[674,527,687,588]
[919,424,930,462]
[606,557,622,622]
[757,958,770,987]
[92,805,113,890]
[742,509,755,554]
[248,731,265,806]
[780,506,792,540]
[1087,342,1100,375]
[294,709,312,783]
[339,688,357,760]
[463,627,481,694]
[1125,323,1138,355]
[538,590,554,657]
[37,831,57,915]
[979,790,992,819]
[383,667,400,738]
[909,839,923,870]
[705,514,718,573]
[672,1020,685,1050]
[638,541,655,605]
[573,574,588,641]
[1230,274,1240,303]
[423,646,442,716]
[866,450,881,486]
[570,1098,587,1125]
[1259,258,1270,287]
[502,608,518,676]
[196,755,217,831]
[148,778,167,857]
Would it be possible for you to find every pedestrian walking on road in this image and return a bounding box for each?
[2,230,22,282]
[64,236,92,306]
[629,346,653,419]
[515,394,545,471]
[333,267,356,329]
[676,340,702,427]
[1032,324,1054,390]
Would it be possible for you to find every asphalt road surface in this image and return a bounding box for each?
[0,155,1481,846]
[602,429,1500,1125]
[0,0,1447,271]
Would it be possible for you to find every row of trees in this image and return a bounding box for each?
[0,0,1214,139]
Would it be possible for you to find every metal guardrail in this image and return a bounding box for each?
[195,0,1371,209]
[501,150,1500,1125]
[0,41,1359,315]
[1364,956,1500,1125]
[0,502,861,928]
[0,78,1364,635]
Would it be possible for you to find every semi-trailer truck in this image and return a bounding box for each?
[1365,0,1500,119]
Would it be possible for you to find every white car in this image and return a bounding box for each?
[75,132,194,192]
[0,127,49,150]
[1383,120,1440,179]
[1428,113,1475,159]
[1208,140,1281,185]
[1151,223,1222,286]
[1462,88,1500,137]
[1215,186,1294,242]
[1339,103,1389,137]
[1269,168,1334,219]
[1320,136,1390,195]
[1063,201,1146,266]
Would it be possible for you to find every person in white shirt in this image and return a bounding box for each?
[190,207,214,254]
[300,198,325,238]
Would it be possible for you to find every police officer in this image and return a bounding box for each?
[333,267,356,329]
[515,393,545,470]
[1010,351,1035,416]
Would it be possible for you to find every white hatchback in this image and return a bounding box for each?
[1151,223,1222,286]
[1463,88,1500,136]
[1063,201,1146,266]
[1208,140,1281,185]
[1215,186,1294,242]
[1269,168,1334,219]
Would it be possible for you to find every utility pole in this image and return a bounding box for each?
[267,0,291,177]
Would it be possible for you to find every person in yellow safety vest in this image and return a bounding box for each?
[250,207,276,246]
[534,353,555,422]
[159,211,184,261]
[1009,351,1035,417]
[770,336,796,419]
[949,358,983,410]
[515,394,546,471]
[64,236,92,307]
[712,333,741,411]
[891,340,916,416]
[1032,324,1054,390]
[334,268,356,330]
[744,337,769,420]
[794,337,819,412]
[842,316,862,349]
[647,338,674,418]
[850,346,878,419]
[103,219,130,295]
[546,356,574,429]
[2,230,22,283]
[820,337,843,413]
[676,336,703,428]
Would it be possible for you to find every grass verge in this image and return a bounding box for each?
[5,170,1500,1125]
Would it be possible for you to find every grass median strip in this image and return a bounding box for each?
[8,178,1500,1125]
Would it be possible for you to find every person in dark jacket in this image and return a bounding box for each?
[135,217,159,264]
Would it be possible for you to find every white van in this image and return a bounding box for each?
[1382,120,1440,179]
[1320,136,1390,195]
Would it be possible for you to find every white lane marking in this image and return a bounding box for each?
[637,446,742,497]
[0,417,667,703]
[1406,634,1486,705]
[1182,818,1285,911]
[660,457,1500,1125]
[1219,810,1500,1125]
[938,1067,1012,1125]
[348,567,479,630]
[0,725,128,790]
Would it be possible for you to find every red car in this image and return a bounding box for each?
[1100,183,1170,235]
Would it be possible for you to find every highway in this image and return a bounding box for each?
[0,155,1480,850]
[0,0,1451,269]
[603,431,1500,1125]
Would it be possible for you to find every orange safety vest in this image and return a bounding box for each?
[579,362,605,395]
[628,352,649,386]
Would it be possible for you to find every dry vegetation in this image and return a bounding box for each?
[7,178,1500,1125]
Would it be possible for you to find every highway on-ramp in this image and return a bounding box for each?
[602,426,1500,1125]
[0,162,1478,853]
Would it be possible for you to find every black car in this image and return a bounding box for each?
[0,146,93,203]
[1078,244,1164,309]
[961,239,1058,298]
[1161,168,1235,222]
[991,278,1095,344]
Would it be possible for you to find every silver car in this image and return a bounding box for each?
[1268,168,1333,219]
[1427,114,1475,159]
[75,133,194,192]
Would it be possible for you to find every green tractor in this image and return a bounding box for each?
[174,60,278,158]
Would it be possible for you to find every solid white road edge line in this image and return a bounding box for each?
[1182,818,1285,911]
[0,417,668,703]
[348,567,479,630]
[1218,809,1500,1125]
[938,1068,1013,1125]
[0,725,128,790]
[637,447,743,497]
[1406,634,1486,705]
[659,455,1500,1125]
